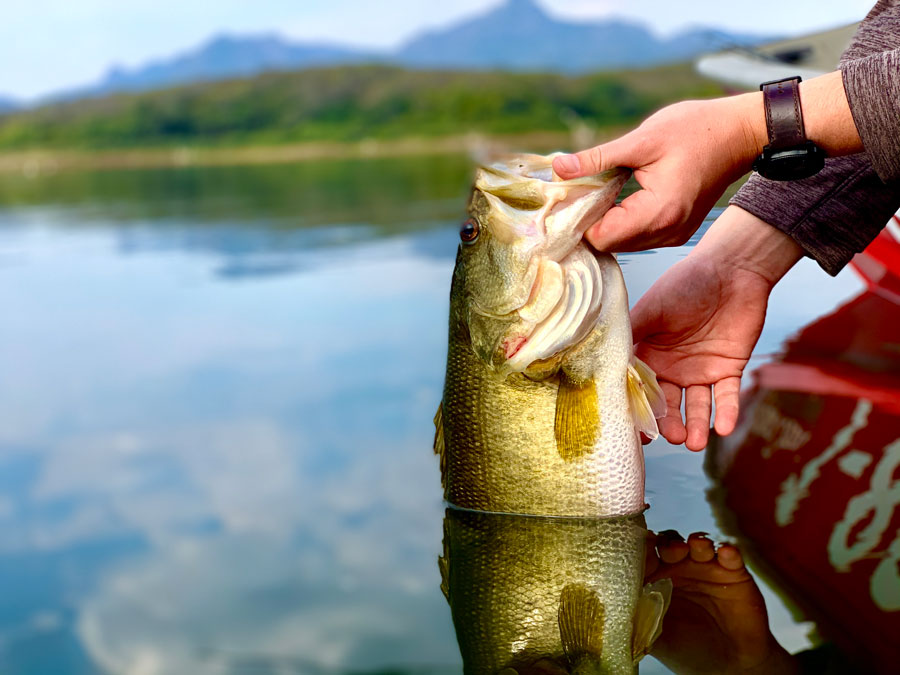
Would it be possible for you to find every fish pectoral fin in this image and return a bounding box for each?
[438,516,451,603]
[633,357,666,418]
[555,376,599,461]
[631,578,673,663]
[627,358,665,440]
[558,583,605,665]
[433,402,446,488]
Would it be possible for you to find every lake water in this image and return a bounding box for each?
[0,157,876,673]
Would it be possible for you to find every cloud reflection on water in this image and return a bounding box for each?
[0,159,869,674]
[0,213,460,672]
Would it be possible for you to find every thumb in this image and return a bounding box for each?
[552,135,638,179]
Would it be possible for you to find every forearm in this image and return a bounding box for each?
[727,3,900,275]
[731,153,900,275]
[693,205,803,286]
[716,71,863,174]
[800,71,863,157]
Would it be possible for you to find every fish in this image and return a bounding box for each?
[439,508,672,674]
[434,153,665,518]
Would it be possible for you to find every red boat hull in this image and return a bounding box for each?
[706,218,900,671]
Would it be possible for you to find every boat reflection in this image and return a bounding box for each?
[439,508,670,674]
[706,225,900,673]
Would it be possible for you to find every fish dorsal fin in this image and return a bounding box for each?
[559,583,605,666]
[555,376,600,461]
[626,358,666,440]
[433,402,446,489]
[631,578,672,663]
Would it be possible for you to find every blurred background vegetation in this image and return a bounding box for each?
[0,64,723,151]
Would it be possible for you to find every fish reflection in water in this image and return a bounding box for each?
[439,509,669,675]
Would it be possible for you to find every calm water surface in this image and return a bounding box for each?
[0,158,871,673]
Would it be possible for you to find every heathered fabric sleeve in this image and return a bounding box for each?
[842,49,900,183]
[729,0,900,275]
[730,155,900,275]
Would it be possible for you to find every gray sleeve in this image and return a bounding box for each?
[729,1,900,275]
[842,49,900,183]
[730,154,900,276]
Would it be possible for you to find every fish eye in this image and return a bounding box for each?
[460,218,479,244]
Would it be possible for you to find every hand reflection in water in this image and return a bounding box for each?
[645,531,798,675]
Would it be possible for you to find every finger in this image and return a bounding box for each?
[684,385,712,451]
[658,382,686,445]
[584,189,662,252]
[713,376,741,436]
[687,532,715,562]
[660,542,689,565]
[551,136,637,179]
[656,530,689,564]
[716,544,745,571]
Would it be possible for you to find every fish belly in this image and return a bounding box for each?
[442,338,645,518]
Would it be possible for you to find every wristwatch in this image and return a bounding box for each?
[752,76,826,181]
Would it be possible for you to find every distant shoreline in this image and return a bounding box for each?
[0,129,626,175]
[0,129,625,178]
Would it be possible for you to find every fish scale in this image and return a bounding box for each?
[441,244,651,516]
[442,281,645,517]
[435,155,670,673]
[441,508,649,674]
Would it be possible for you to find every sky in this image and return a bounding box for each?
[2,0,874,101]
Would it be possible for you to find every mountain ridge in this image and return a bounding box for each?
[0,96,18,113]
[45,0,770,103]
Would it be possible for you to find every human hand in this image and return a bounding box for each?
[554,71,863,255]
[552,95,766,252]
[630,206,803,450]
[644,531,797,675]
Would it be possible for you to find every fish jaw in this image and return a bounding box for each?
[462,159,630,375]
[541,169,630,262]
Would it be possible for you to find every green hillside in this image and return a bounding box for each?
[0,63,726,150]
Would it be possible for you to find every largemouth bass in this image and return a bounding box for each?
[440,508,671,674]
[434,153,665,517]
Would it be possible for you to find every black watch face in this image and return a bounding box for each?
[756,145,826,181]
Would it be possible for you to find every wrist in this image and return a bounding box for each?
[720,72,863,175]
[694,205,802,286]
[720,92,768,174]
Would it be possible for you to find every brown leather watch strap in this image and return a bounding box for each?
[761,77,806,149]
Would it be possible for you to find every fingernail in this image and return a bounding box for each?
[554,154,580,174]
[657,530,685,541]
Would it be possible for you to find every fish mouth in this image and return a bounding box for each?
[467,160,629,374]
[496,244,603,375]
